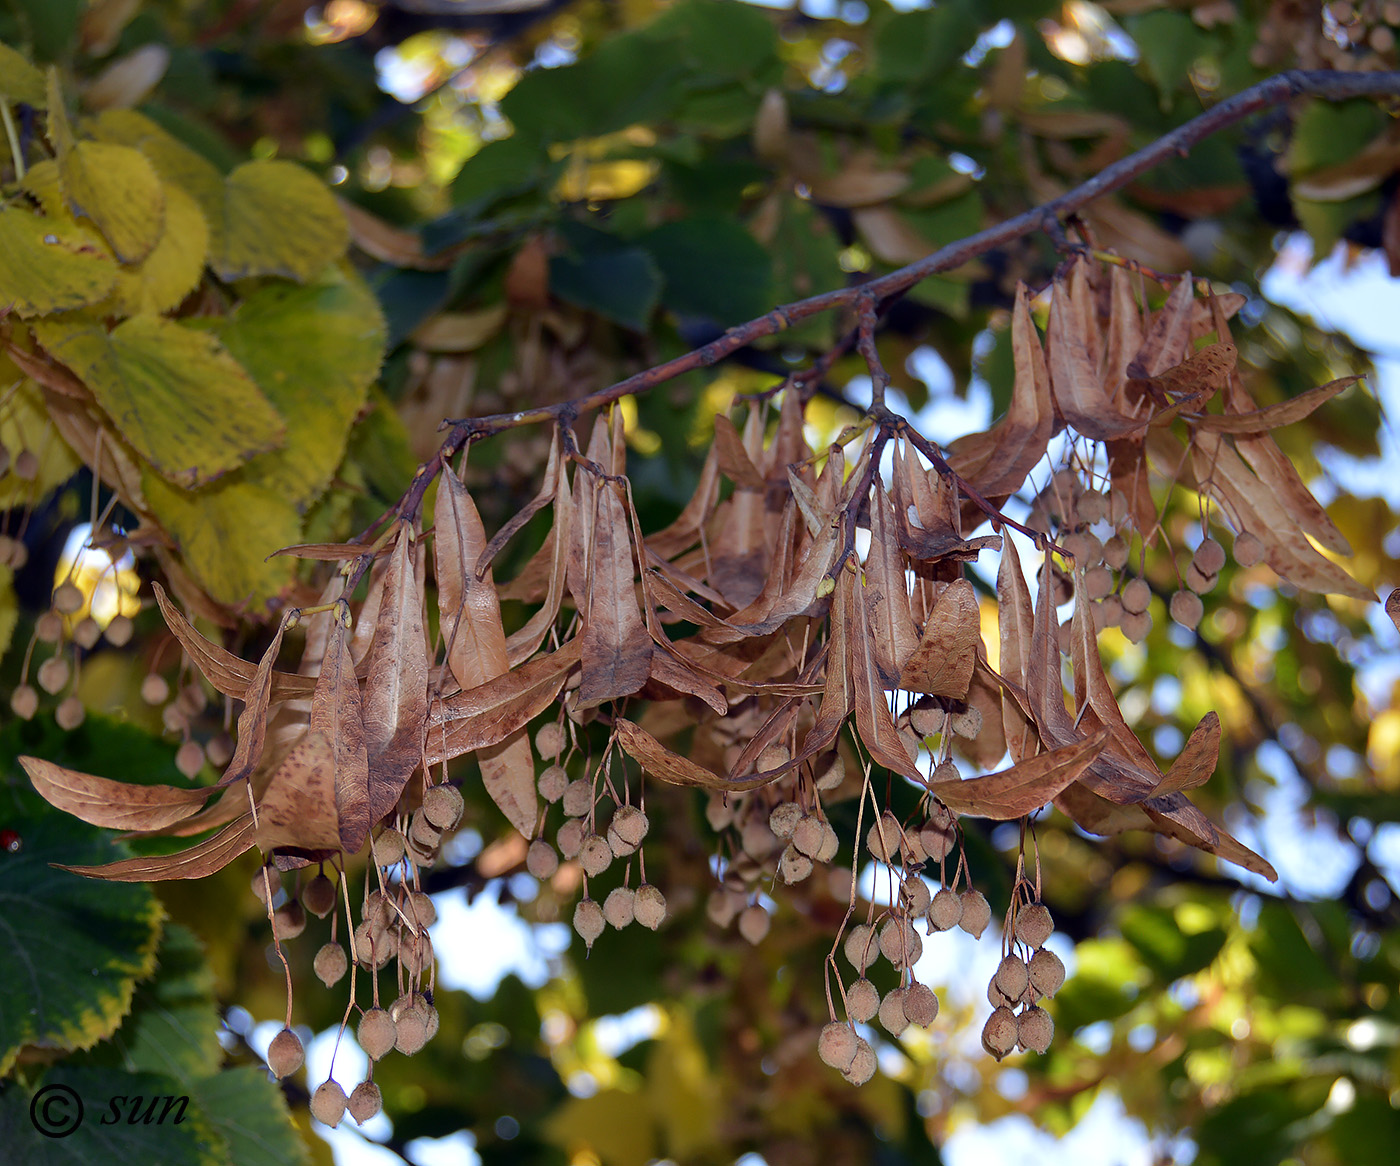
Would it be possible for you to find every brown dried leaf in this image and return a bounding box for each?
[152,582,314,700]
[713,413,766,489]
[646,442,721,560]
[315,609,370,852]
[865,481,920,684]
[1387,588,1400,635]
[1157,712,1220,796]
[647,647,729,715]
[426,638,581,764]
[254,730,341,853]
[1129,272,1195,378]
[930,730,1109,819]
[475,436,560,579]
[20,756,214,831]
[617,718,768,791]
[996,537,1040,764]
[851,573,922,781]
[60,812,258,881]
[505,447,573,665]
[899,578,979,698]
[363,531,429,822]
[1190,376,1359,434]
[1048,266,1143,440]
[269,541,370,561]
[219,613,293,789]
[577,479,653,706]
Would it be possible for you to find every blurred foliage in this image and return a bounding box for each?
[3,2,1400,1166]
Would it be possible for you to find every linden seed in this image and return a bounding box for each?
[561,778,593,818]
[251,868,280,904]
[574,898,605,950]
[404,835,438,870]
[1121,610,1152,643]
[535,721,567,758]
[778,844,813,884]
[1017,1005,1055,1054]
[37,655,70,694]
[579,833,612,877]
[878,986,909,1036]
[408,810,442,850]
[6,538,27,568]
[407,891,436,928]
[175,740,205,779]
[72,616,101,649]
[353,922,392,969]
[994,954,1030,1001]
[604,886,636,929]
[880,916,923,968]
[267,1028,304,1078]
[815,754,845,791]
[1194,537,1226,575]
[272,900,306,940]
[1121,577,1150,614]
[10,685,39,720]
[757,742,791,773]
[738,904,771,944]
[634,884,667,929]
[844,924,875,971]
[526,839,559,879]
[910,705,943,737]
[818,1022,859,1072]
[13,448,38,480]
[348,1080,383,1125]
[206,732,233,768]
[395,1012,428,1056]
[958,889,991,939]
[931,759,960,784]
[162,703,187,734]
[1185,560,1217,595]
[920,818,957,863]
[556,818,585,859]
[1014,903,1054,949]
[421,784,464,829]
[35,612,64,643]
[53,581,84,615]
[55,695,84,730]
[373,828,406,867]
[104,614,134,647]
[928,887,963,931]
[843,1038,876,1086]
[705,793,734,831]
[310,1080,347,1127]
[399,929,434,975]
[903,982,939,1027]
[1169,589,1204,629]
[951,707,983,739]
[814,821,839,864]
[1103,534,1129,570]
[1100,594,1124,627]
[358,1009,397,1060]
[866,811,903,862]
[902,876,931,916]
[537,763,568,803]
[981,1006,1019,1060]
[608,804,649,853]
[1029,948,1066,997]
[768,801,802,839]
[314,943,348,987]
[740,816,779,859]
[846,978,880,1023]
[175,683,207,717]
[1075,490,1106,524]
[791,814,825,858]
[140,673,170,705]
[1234,530,1264,566]
[300,874,336,919]
[989,979,1014,1009]
[1084,566,1114,601]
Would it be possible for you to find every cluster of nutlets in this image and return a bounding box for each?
[528,721,668,949]
[980,901,1065,1060]
[257,783,464,1126]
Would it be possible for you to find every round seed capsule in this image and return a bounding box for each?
[844,923,875,971]
[846,978,880,1023]
[994,954,1030,1001]
[1169,589,1204,630]
[9,685,38,720]
[1029,948,1066,997]
[815,754,845,791]
[373,828,406,867]
[104,614,134,647]
[814,821,839,864]
[910,705,943,737]
[878,986,909,1036]
[1084,566,1114,600]
[902,876,931,916]
[1102,534,1129,570]
[951,707,983,739]
[556,818,585,859]
[981,1006,1019,1060]
[175,740,205,779]
[53,581,84,615]
[603,886,636,929]
[267,1028,305,1078]
[55,695,85,729]
[818,1022,859,1072]
[958,889,991,939]
[1014,903,1054,949]
[791,814,825,858]
[778,844,814,884]
[1121,577,1150,614]
[302,873,337,919]
[310,1081,347,1127]
[1185,559,1217,595]
[928,887,963,931]
[562,778,593,818]
[573,898,605,950]
[1017,1005,1055,1054]
[768,801,801,839]
[421,784,464,829]
[738,904,770,944]
[357,1009,396,1060]
[1121,610,1152,643]
[35,612,64,643]
[526,839,559,879]
[633,884,667,930]
[756,742,790,772]
[842,1037,876,1086]
[272,901,306,940]
[140,673,170,705]
[14,449,39,480]
[866,811,903,862]
[579,833,612,877]
[37,656,70,694]
[535,721,567,758]
[903,982,939,1027]
[537,764,568,803]
[394,1011,428,1056]
[879,916,923,968]
[348,1080,382,1125]
[314,942,348,987]
[1194,537,1226,575]
[72,616,102,649]
[607,805,648,854]
[1233,530,1264,566]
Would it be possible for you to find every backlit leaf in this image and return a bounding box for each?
[208,159,349,283]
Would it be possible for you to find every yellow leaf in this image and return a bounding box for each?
[108,181,209,316]
[86,109,225,227]
[0,376,84,509]
[209,159,349,282]
[0,40,46,107]
[48,69,165,263]
[0,564,16,663]
[34,315,285,488]
[0,203,117,316]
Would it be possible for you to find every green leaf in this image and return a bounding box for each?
[1288,99,1387,177]
[640,217,773,326]
[189,1067,310,1166]
[1129,10,1213,100]
[0,775,163,1075]
[0,41,46,106]
[141,471,300,609]
[48,71,165,264]
[33,316,285,488]
[208,160,348,283]
[550,226,662,331]
[768,201,843,347]
[86,925,223,1080]
[451,136,550,212]
[1119,903,1226,981]
[874,5,981,85]
[211,265,385,507]
[1,1065,226,1166]
[0,205,118,317]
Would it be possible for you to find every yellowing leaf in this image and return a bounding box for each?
[0,376,84,509]
[209,265,383,507]
[34,315,284,487]
[86,109,225,224]
[48,70,165,263]
[209,159,349,282]
[143,471,300,608]
[108,181,208,316]
[0,40,46,106]
[0,204,117,316]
